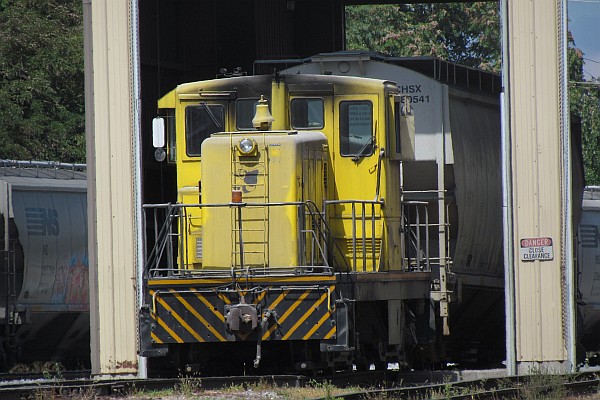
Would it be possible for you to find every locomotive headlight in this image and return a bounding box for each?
[238,138,257,156]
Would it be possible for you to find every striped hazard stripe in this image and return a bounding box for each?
[150,285,336,344]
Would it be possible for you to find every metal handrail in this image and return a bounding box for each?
[403,201,431,271]
[143,201,338,277]
[323,199,384,272]
[144,198,441,276]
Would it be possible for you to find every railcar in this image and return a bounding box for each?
[279,52,507,363]
[578,187,600,356]
[0,161,89,369]
[278,52,584,362]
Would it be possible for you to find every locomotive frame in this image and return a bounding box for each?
[140,70,457,373]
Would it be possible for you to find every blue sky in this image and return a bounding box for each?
[568,0,600,80]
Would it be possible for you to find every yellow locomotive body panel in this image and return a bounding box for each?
[200,131,327,269]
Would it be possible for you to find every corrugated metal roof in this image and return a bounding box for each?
[0,160,86,180]
[582,187,600,210]
[254,51,501,95]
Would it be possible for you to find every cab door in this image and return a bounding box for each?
[330,94,383,271]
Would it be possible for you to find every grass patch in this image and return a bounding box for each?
[520,368,569,400]
[110,371,596,400]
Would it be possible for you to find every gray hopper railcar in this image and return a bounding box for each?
[272,52,584,364]
[0,161,89,370]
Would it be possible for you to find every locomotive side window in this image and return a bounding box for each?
[185,104,225,156]
[339,100,373,157]
[291,98,324,129]
[236,98,260,130]
[158,108,176,162]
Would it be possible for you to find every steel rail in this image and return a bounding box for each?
[310,373,600,400]
[0,371,597,400]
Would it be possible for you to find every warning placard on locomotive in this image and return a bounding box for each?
[519,237,554,261]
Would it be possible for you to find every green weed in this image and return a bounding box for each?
[176,372,201,396]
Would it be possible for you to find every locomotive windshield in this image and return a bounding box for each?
[290,98,324,129]
[236,98,260,130]
[185,103,225,156]
[339,100,373,157]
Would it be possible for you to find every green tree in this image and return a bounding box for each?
[346,4,600,185]
[345,3,501,71]
[569,33,600,185]
[0,0,84,162]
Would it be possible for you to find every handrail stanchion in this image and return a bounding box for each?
[416,205,421,269]
[178,206,185,272]
[167,206,174,271]
[425,206,430,271]
[352,202,357,271]
[371,203,376,271]
[361,202,366,271]
[238,205,244,269]
[406,204,411,270]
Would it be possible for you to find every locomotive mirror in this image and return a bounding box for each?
[152,117,165,148]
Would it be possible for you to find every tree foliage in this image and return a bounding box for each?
[345,3,501,71]
[0,0,597,180]
[569,33,600,185]
[0,0,84,163]
[346,3,600,186]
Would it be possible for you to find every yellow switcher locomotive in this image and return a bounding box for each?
[141,72,453,373]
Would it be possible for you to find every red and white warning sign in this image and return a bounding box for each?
[519,237,554,261]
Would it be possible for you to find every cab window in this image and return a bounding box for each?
[158,108,176,162]
[185,104,224,156]
[291,98,324,129]
[236,98,260,130]
[339,100,373,157]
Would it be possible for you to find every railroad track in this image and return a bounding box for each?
[0,369,487,398]
[0,370,596,399]
[0,374,311,399]
[319,372,600,400]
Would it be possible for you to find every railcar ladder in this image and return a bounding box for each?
[230,135,269,268]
